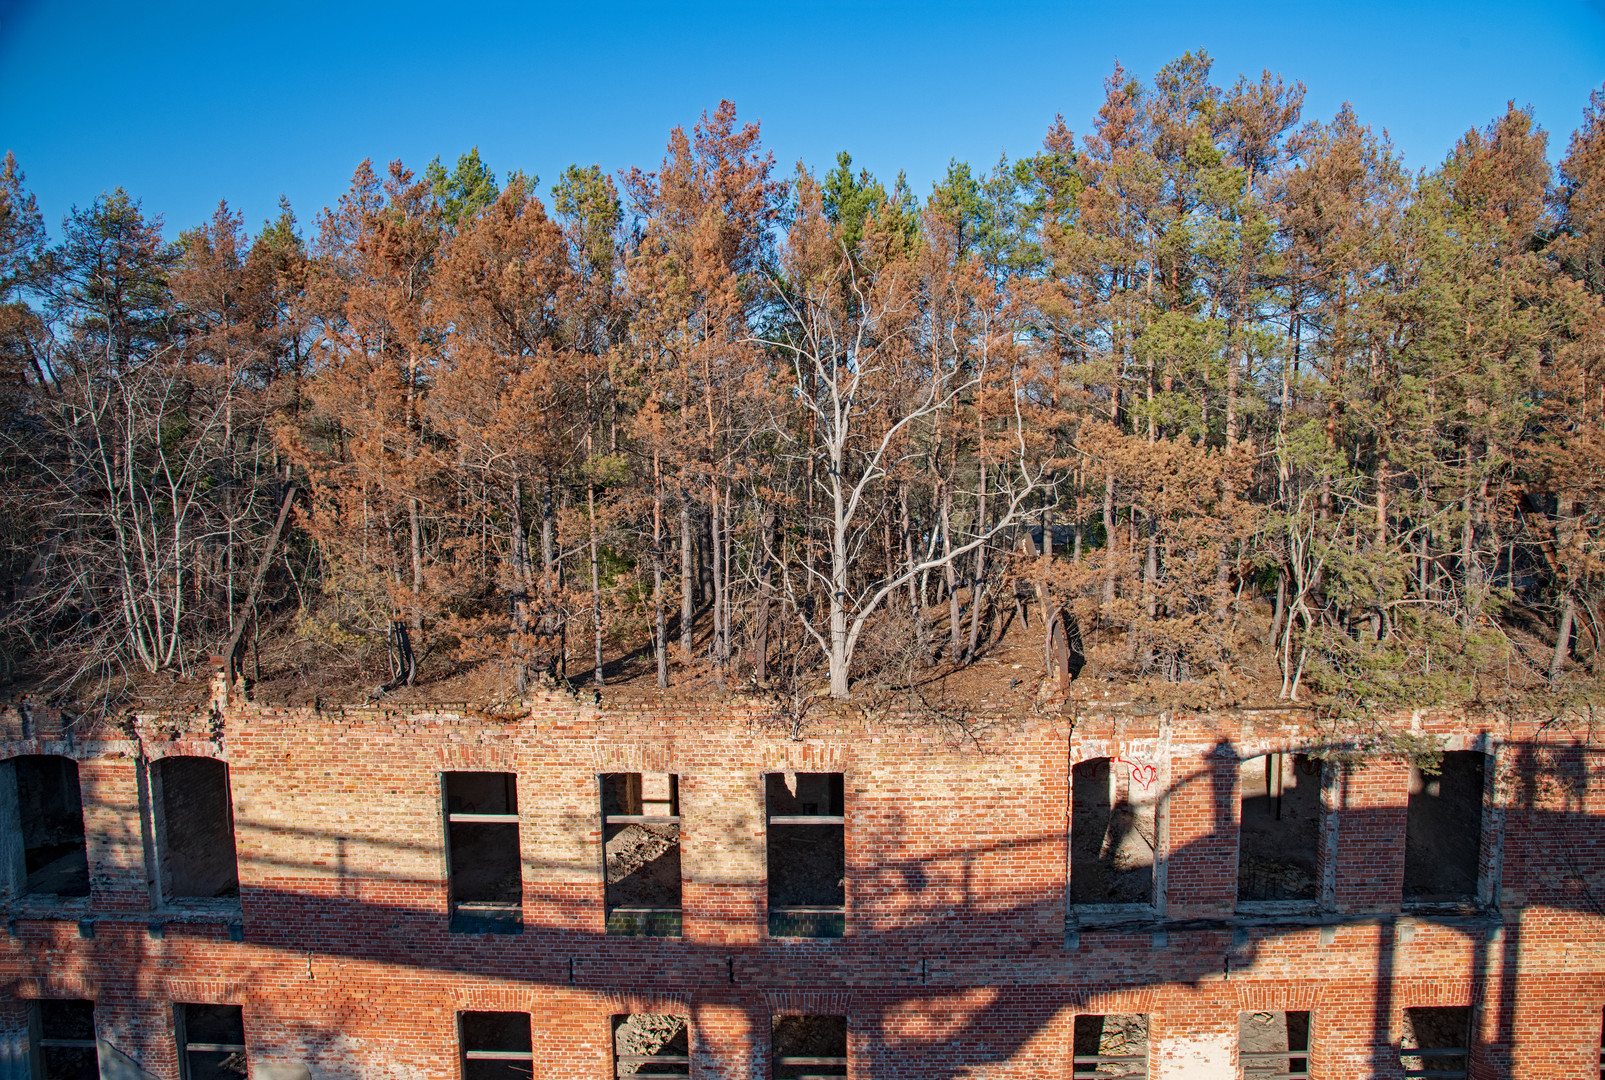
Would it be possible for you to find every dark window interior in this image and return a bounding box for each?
[459,1010,532,1080]
[36,999,97,1080]
[766,773,845,938]
[771,1014,846,1080]
[1400,1006,1470,1077]
[179,1003,247,1080]
[1404,752,1485,902]
[156,757,240,900]
[445,772,522,933]
[1238,753,1321,902]
[16,756,89,897]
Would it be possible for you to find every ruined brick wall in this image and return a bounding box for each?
[0,697,1602,1079]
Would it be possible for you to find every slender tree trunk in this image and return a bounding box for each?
[1552,494,1578,684]
[965,457,988,662]
[1101,471,1117,615]
[710,479,726,682]
[509,473,530,693]
[900,482,932,667]
[943,482,961,659]
[679,497,694,658]
[652,452,667,688]
[588,478,603,685]
[541,481,556,675]
[754,499,774,684]
[1553,594,1577,685]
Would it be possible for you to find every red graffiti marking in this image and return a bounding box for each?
[1115,757,1158,791]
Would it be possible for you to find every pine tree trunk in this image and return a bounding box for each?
[965,458,988,662]
[652,452,667,689]
[1101,471,1117,615]
[754,499,774,684]
[679,498,694,658]
[589,480,604,686]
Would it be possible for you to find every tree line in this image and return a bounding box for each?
[1,53,1603,711]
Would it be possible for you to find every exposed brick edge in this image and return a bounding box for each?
[597,992,692,1015]
[764,990,853,1014]
[165,978,247,1004]
[1064,988,1158,1013]
[1235,983,1324,1010]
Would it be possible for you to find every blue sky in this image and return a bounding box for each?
[2,0,1603,238]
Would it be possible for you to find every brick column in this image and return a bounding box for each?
[80,756,149,913]
[1332,758,1408,915]
[682,769,764,947]
[1163,742,1238,919]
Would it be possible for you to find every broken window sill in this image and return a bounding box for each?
[1401,898,1485,916]
[606,907,682,937]
[1070,903,1156,928]
[5,894,92,919]
[1235,899,1320,917]
[156,896,242,919]
[450,903,523,935]
[769,906,846,938]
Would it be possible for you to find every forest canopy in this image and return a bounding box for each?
[2,53,1604,716]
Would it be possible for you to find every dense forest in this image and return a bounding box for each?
[1,53,1603,715]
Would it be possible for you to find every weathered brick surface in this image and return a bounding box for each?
[0,698,1602,1078]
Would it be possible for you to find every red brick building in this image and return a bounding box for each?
[0,689,1600,1079]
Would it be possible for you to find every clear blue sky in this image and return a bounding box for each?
[3,0,1604,238]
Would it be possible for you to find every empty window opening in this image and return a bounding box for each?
[177,1003,248,1080]
[771,1015,846,1080]
[153,757,240,901]
[1240,1010,1310,1078]
[602,773,681,937]
[1238,754,1320,902]
[458,1011,532,1080]
[1071,758,1155,906]
[32,999,97,1080]
[12,756,90,898]
[1599,1006,1604,1080]
[1399,1006,1469,1078]
[1072,1013,1149,1078]
[444,772,522,933]
[766,772,845,938]
[1404,752,1485,903]
[612,1015,689,1078]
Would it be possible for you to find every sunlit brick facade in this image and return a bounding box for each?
[1,692,1601,1079]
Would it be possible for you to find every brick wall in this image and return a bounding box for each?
[0,698,1602,1079]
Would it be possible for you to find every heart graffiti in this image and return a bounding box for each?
[1115,757,1159,791]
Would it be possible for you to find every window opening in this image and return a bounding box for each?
[1072,1014,1148,1078]
[1238,754,1320,902]
[601,773,681,937]
[1598,1006,1604,1080]
[444,772,522,933]
[1399,1006,1469,1079]
[1240,1010,1310,1078]
[153,757,240,901]
[1071,758,1155,906]
[33,1000,97,1080]
[1404,753,1484,903]
[177,1003,247,1080]
[611,1015,688,1078]
[766,772,845,938]
[771,1015,846,1080]
[458,1011,532,1080]
[13,756,90,898]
